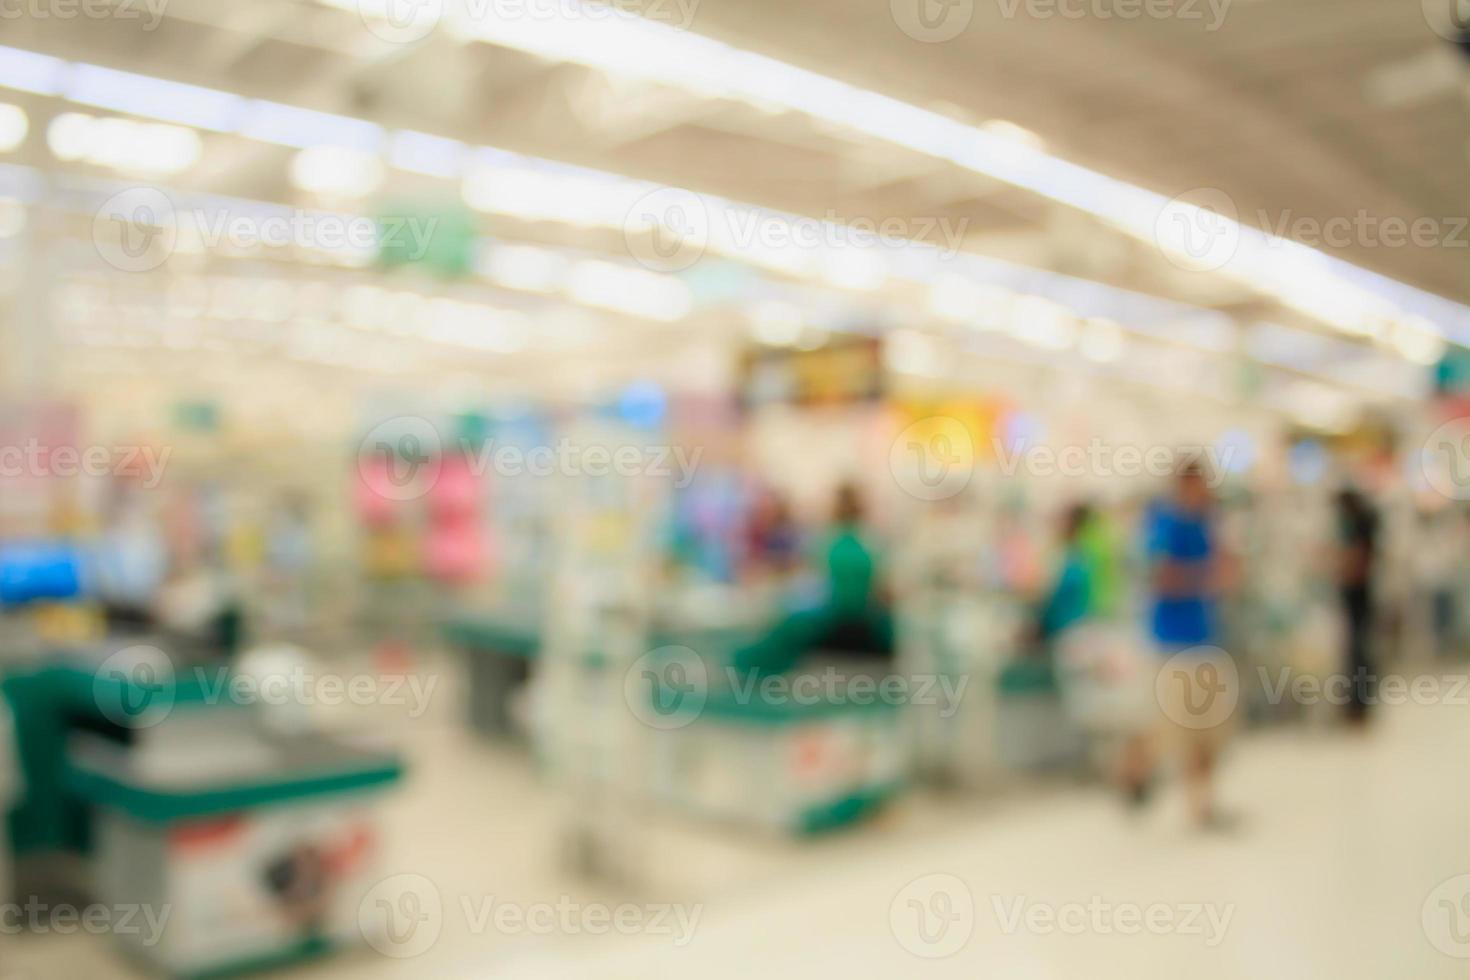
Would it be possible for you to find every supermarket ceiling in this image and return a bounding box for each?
[2,0,1469,349]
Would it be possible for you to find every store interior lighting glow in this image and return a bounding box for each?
[6,43,1462,357]
[445,4,1470,344]
[566,260,693,321]
[1,37,1460,385]
[290,145,386,197]
[244,100,382,151]
[980,119,1045,150]
[927,273,982,322]
[66,64,244,132]
[482,244,566,294]
[46,112,201,175]
[1389,316,1448,366]
[819,248,887,292]
[1010,295,1077,350]
[0,45,66,96]
[884,328,944,376]
[389,130,467,178]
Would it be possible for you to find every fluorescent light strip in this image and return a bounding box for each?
[66,64,245,131]
[448,4,1470,344]
[0,42,1456,361]
[0,45,66,96]
[389,130,467,178]
[240,99,382,151]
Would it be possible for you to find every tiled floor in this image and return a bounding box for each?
[7,665,1469,979]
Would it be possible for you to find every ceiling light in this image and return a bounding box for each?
[980,119,1045,150]
[389,129,466,178]
[481,243,565,293]
[47,112,200,174]
[290,145,385,197]
[244,100,382,151]
[1010,295,1077,350]
[0,44,65,96]
[446,6,1470,342]
[566,260,692,321]
[928,273,994,323]
[46,112,92,160]
[819,249,886,291]
[1389,316,1447,366]
[67,64,244,132]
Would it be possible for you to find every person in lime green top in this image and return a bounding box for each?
[1077,507,1125,620]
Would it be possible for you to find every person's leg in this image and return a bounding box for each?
[1117,732,1154,806]
[1343,589,1373,725]
[1185,740,1216,825]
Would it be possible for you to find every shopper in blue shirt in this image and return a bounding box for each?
[1146,472,1219,649]
[1125,460,1236,828]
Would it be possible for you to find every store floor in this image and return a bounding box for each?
[9,658,1468,979]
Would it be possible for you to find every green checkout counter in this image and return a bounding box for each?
[646,657,907,835]
[445,608,907,834]
[2,645,405,979]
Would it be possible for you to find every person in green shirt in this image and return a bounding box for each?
[825,483,879,615]
[1038,503,1097,642]
[733,483,894,675]
[815,483,894,659]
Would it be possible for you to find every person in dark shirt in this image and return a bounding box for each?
[1335,488,1380,726]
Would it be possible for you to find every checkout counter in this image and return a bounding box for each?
[444,584,909,835]
[1,639,405,978]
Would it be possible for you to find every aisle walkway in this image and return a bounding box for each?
[481,687,1470,979]
[9,672,1468,979]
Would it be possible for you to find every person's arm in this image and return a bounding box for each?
[1147,512,1192,597]
[1040,558,1089,640]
